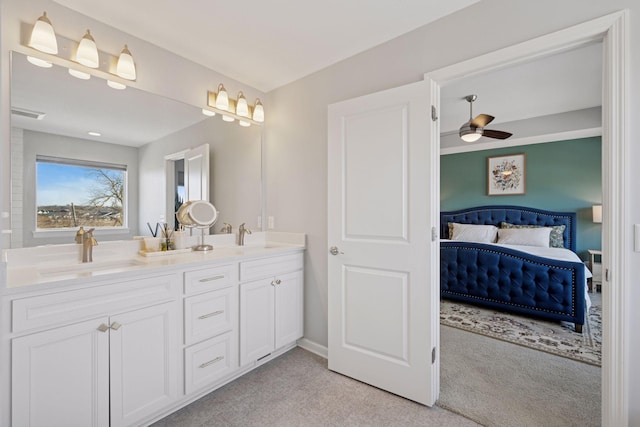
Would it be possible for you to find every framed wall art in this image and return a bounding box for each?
[487,153,526,196]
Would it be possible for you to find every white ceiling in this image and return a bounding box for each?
[52,0,479,92]
[440,42,602,134]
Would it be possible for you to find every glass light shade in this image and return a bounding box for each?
[222,115,235,122]
[116,45,136,80]
[27,56,52,68]
[252,99,264,122]
[592,205,602,223]
[76,30,99,68]
[459,122,482,142]
[29,12,58,54]
[239,120,251,127]
[68,68,91,80]
[215,84,229,110]
[107,80,127,90]
[201,108,216,117]
[236,92,249,117]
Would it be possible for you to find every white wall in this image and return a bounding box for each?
[138,117,262,236]
[264,0,640,423]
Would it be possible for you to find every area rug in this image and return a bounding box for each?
[440,298,601,366]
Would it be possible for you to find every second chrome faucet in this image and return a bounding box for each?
[238,223,252,246]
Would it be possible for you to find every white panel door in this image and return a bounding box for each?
[328,79,439,405]
[184,143,210,202]
[109,302,178,427]
[12,317,110,427]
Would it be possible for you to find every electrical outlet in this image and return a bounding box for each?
[159,214,165,222]
[268,216,275,230]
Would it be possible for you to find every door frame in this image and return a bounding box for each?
[425,11,629,426]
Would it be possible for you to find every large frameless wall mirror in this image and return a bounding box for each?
[10,51,263,248]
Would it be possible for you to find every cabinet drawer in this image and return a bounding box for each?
[184,264,237,295]
[184,287,237,345]
[12,274,179,334]
[239,253,303,282]
[184,331,238,395]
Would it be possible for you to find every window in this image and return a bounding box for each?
[36,156,127,230]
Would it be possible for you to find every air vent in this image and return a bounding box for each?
[11,107,46,120]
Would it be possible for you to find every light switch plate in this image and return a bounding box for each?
[635,224,640,252]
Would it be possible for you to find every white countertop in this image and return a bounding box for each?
[1,232,305,294]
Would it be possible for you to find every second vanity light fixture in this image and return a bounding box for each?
[26,12,137,88]
[205,84,265,126]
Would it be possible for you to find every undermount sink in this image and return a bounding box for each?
[38,259,145,277]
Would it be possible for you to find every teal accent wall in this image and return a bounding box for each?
[441,137,602,260]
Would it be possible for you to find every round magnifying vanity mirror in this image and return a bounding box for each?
[176,200,218,251]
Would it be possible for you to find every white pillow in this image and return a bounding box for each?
[449,223,498,243]
[497,227,552,247]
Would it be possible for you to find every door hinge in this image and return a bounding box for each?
[432,347,437,364]
[431,226,438,242]
[431,105,438,122]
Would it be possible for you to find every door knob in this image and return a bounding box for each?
[329,246,343,256]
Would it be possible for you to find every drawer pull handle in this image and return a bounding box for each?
[198,310,224,320]
[110,322,122,330]
[199,356,224,368]
[199,275,225,283]
[97,323,110,332]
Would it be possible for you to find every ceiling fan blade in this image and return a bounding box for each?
[483,129,513,140]
[471,114,494,128]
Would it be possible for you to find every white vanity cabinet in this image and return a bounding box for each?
[9,274,180,427]
[182,264,239,394]
[239,253,304,366]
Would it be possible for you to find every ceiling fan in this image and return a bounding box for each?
[459,94,512,142]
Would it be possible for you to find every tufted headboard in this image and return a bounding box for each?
[440,205,577,252]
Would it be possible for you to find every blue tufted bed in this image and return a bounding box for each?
[440,205,588,332]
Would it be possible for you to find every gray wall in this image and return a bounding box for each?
[264,0,640,422]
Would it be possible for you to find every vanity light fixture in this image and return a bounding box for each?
[28,12,58,54]
[68,68,91,80]
[107,80,126,90]
[252,99,264,123]
[236,92,249,117]
[75,30,99,68]
[115,45,136,80]
[201,108,216,117]
[222,114,235,122]
[215,84,229,111]
[239,120,251,127]
[27,12,58,68]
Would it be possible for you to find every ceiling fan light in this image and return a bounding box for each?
[116,45,136,80]
[27,56,53,68]
[459,123,482,142]
[76,30,99,68]
[68,68,91,80]
[29,12,58,54]
[252,99,264,122]
[215,84,229,110]
[236,92,249,117]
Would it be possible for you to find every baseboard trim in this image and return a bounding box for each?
[297,338,328,359]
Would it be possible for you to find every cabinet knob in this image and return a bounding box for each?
[97,323,110,333]
[275,279,282,285]
[110,322,122,330]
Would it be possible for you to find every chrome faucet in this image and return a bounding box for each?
[82,228,98,263]
[220,223,233,234]
[238,223,252,246]
[75,226,85,244]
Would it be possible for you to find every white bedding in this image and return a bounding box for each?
[443,240,592,311]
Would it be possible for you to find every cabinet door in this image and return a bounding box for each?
[239,278,275,366]
[109,302,178,427]
[275,270,304,349]
[12,317,110,427]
